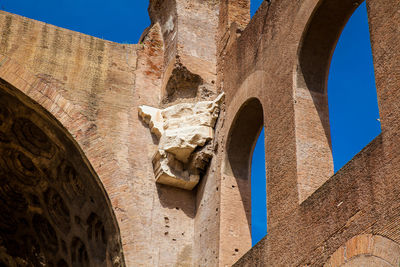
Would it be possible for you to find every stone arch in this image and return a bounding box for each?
[293,0,368,203]
[324,234,400,266]
[225,97,264,181]
[225,96,264,235]
[221,95,265,263]
[0,74,125,264]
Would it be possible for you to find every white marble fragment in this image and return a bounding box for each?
[138,93,224,190]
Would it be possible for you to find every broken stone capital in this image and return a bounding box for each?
[139,93,224,190]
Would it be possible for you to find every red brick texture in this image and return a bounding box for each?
[0,0,399,265]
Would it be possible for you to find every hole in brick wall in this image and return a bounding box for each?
[225,98,263,180]
[327,2,381,172]
[225,97,265,252]
[251,0,264,18]
[251,128,267,246]
[296,0,380,202]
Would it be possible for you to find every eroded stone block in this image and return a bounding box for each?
[139,93,224,190]
[152,150,200,190]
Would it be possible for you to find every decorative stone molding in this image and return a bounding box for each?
[139,93,224,190]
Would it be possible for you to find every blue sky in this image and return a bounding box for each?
[0,0,150,43]
[3,0,379,248]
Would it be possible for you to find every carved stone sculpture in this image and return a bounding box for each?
[139,93,224,190]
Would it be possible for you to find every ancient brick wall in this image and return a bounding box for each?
[0,0,399,266]
[0,0,222,265]
[0,9,197,266]
[218,0,400,266]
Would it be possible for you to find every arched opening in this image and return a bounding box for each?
[226,98,264,181]
[251,128,267,246]
[251,0,264,18]
[295,0,380,202]
[223,97,265,259]
[328,2,381,172]
[0,78,124,266]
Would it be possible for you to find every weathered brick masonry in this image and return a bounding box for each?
[0,0,398,266]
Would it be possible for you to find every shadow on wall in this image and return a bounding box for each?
[225,98,264,237]
[295,0,380,202]
[327,2,381,172]
[0,78,124,266]
[299,0,381,173]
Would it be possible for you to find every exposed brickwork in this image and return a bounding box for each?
[0,0,399,266]
[324,234,400,266]
[229,0,400,265]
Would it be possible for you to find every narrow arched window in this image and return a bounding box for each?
[328,2,381,172]
[295,0,381,202]
[251,128,267,246]
[223,98,265,261]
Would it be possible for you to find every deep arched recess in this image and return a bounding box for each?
[226,98,264,181]
[295,0,368,202]
[223,97,264,257]
[0,78,124,266]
